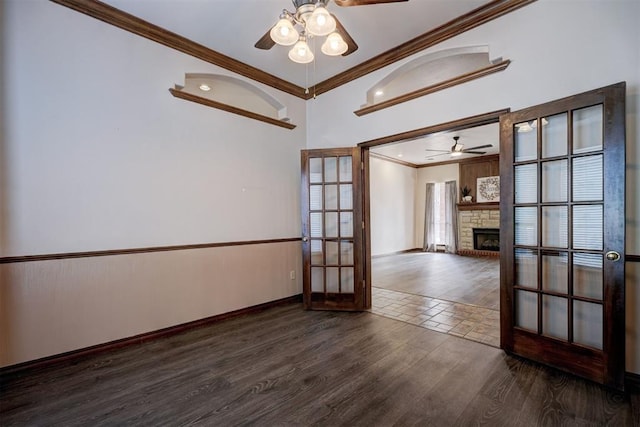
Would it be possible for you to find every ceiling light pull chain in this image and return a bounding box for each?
[312,36,317,99]
[305,57,309,95]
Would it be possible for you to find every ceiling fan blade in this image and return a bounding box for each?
[464,151,487,155]
[332,14,358,56]
[334,0,408,6]
[255,28,276,50]
[425,152,452,160]
[462,144,492,152]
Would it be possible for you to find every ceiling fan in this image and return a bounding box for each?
[255,0,408,63]
[425,136,493,158]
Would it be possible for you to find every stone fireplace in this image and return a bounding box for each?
[458,208,500,256]
[473,227,500,251]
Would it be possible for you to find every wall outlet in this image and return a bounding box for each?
[289,270,296,280]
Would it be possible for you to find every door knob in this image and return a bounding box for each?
[605,251,621,262]
[302,236,309,242]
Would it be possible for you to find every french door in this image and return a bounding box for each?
[500,82,626,390]
[301,148,368,311]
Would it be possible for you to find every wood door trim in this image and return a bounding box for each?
[358,109,509,149]
[362,149,372,309]
[169,88,296,130]
[628,254,640,262]
[0,238,302,264]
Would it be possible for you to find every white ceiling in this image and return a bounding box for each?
[370,122,499,165]
[101,0,489,88]
[98,0,500,163]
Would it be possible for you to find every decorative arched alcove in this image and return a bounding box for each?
[170,73,295,129]
[355,46,510,116]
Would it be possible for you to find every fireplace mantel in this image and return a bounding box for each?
[457,202,499,211]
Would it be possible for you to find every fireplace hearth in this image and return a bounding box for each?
[473,228,500,251]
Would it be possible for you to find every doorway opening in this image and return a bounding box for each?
[359,110,506,347]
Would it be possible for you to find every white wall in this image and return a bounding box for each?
[369,157,416,255]
[0,0,305,366]
[414,164,460,249]
[307,0,640,374]
[368,158,461,256]
[1,0,307,257]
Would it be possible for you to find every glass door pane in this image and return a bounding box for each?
[541,113,568,158]
[573,105,603,153]
[302,149,363,311]
[501,82,626,390]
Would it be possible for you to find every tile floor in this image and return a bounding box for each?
[371,286,501,347]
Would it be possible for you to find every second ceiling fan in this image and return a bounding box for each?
[425,136,493,158]
[255,0,408,63]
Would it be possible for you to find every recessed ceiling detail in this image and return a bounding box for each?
[170,74,295,130]
[355,46,510,116]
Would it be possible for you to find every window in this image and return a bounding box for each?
[433,182,447,245]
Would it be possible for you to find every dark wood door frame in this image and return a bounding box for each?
[358,109,510,150]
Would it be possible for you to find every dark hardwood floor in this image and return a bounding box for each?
[1,303,637,426]
[372,252,500,310]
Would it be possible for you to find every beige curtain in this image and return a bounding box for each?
[444,180,458,253]
[423,183,436,252]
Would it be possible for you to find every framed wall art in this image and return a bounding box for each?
[477,176,500,202]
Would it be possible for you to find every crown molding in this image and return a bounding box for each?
[369,152,419,168]
[51,0,535,100]
[49,0,308,99]
[312,0,535,97]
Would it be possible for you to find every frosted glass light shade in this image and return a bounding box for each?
[306,6,336,36]
[321,32,348,56]
[288,39,314,64]
[270,18,299,46]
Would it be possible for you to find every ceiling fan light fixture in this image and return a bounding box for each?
[306,4,336,36]
[270,17,299,46]
[321,32,348,56]
[288,36,314,64]
[451,137,464,156]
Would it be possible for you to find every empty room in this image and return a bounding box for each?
[1,0,639,425]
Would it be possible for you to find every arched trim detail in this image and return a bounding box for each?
[170,74,295,130]
[355,46,510,117]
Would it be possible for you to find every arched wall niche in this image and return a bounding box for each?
[356,46,510,116]
[170,73,295,129]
